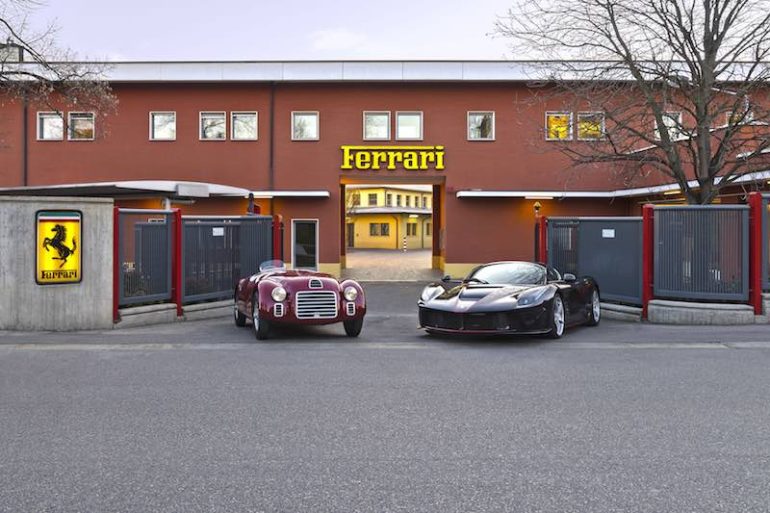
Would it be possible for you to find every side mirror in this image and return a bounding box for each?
[441,275,452,282]
[563,273,577,283]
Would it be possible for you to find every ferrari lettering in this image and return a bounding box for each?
[341,145,445,171]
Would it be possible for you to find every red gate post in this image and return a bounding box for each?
[538,215,548,264]
[272,214,284,262]
[642,204,655,320]
[113,206,120,323]
[171,208,183,318]
[748,192,763,315]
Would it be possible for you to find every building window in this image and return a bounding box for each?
[150,112,176,141]
[37,112,64,141]
[396,111,423,140]
[386,193,393,206]
[545,112,572,141]
[655,111,684,140]
[426,222,432,236]
[396,195,402,207]
[369,223,390,236]
[363,111,390,140]
[407,223,417,236]
[367,193,378,206]
[468,111,495,140]
[351,192,360,206]
[200,111,226,140]
[231,111,258,140]
[292,111,319,141]
[577,112,605,140]
[68,112,95,141]
[422,197,427,209]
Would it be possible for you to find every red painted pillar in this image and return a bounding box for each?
[641,204,655,320]
[538,216,548,264]
[748,192,763,315]
[113,206,120,324]
[273,214,284,262]
[172,208,183,318]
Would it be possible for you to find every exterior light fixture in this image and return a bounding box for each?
[663,189,682,196]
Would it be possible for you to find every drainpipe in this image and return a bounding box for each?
[22,95,28,186]
[268,81,275,192]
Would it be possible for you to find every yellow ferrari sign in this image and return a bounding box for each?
[36,210,82,285]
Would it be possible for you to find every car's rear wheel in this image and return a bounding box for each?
[343,318,364,337]
[234,293,247,327]
[547,295,565,339]
[252,293,271,340]
[586,290,601,326]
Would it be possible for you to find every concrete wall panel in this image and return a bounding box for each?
[0,196,114,330]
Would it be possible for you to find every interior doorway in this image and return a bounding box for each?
[340,181,443,281]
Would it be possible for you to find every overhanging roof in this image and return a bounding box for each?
[456,170,770,199]
[349,206,431,215]
[0,180,329,199]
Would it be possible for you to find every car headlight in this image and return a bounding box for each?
[343,286,358,301]
[516,287,549,307]
[271,286,287,302]
[420,286,442,302]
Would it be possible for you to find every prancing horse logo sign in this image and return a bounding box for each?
[36,210,82,285]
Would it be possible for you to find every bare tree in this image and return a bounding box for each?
[0,0,114,113]
[496,0,770,204]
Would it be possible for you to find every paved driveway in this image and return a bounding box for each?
[343,249,442,281]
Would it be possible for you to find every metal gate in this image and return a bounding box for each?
[182,215,273,303]
[547,217,643,305]
[117,209,175,307]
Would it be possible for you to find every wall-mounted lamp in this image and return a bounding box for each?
[533,201,542,215]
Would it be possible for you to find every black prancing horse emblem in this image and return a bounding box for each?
[42,224,77,268]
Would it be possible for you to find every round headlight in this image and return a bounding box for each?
[343,286,358,301]
[271,286,287,302]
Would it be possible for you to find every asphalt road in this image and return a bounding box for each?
[2,283,770,512]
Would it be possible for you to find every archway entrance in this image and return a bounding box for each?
[339,178,445,281]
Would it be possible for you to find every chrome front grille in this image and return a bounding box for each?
[295,291,338,319]
[274,303,284,317]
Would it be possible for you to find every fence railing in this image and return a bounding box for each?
[116,209,175,307]
[654,205,749,302]
[182,215,273,303]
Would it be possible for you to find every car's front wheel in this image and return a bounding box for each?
[586,290,601,326]
[547,295,565,339]
[234,293,247,327]
[343,318,364,337]
[252,294,271,340]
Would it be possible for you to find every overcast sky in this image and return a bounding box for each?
[27,0,515,61]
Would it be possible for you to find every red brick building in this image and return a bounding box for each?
[1,61,765,276]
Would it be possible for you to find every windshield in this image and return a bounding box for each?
[467,262,546,285]
[259,260,286,272]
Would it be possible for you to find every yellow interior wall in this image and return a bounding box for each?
[350,213,432,250]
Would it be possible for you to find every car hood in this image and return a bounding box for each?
[424,283,542,312]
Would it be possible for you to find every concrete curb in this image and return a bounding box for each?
[183,300,232,321]
[115,304,177,329]
[648,299,761,325]
[601,303,642,322]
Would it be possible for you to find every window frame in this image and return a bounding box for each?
[149,111,177,141]
[576,111,605,141]
[67,112,95,141]
[291,111,320,141]
[544,111,573,141]
[395,111,423,141]
[36,111,64,141]
[363,111,390,141]
[467,111,495,141]
[231,111,258,141]
[654,111,684,141]
[199,111,227,141]
[367,193,378,206]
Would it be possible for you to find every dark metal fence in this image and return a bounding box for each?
[654,206,748,302]
[182,216,273,303]
[547,217,643,305]
[117,209,174,307]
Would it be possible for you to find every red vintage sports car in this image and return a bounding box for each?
[233,260,366,340]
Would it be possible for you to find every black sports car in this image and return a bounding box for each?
[418,261,600,338]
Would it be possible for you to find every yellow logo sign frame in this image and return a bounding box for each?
[36,210,82,285]
[341,145,445,171]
